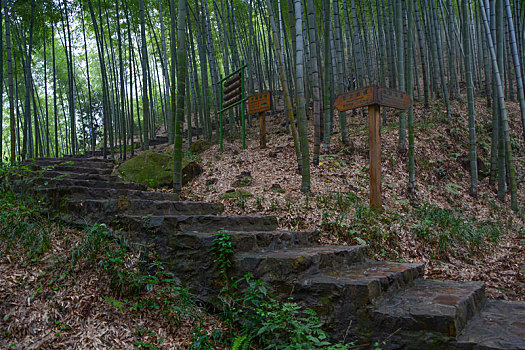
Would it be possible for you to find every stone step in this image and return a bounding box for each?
[37,186,180,201]
[159,230,320,254]
[456,300,525,349]
[27,164,113,175]
[234,245,368,283]
[117,214,279,233]
[371,279,486,339]
[33,157,114,164]
[31,177,146,191]
[26,159,115,169]
[291,261,425,340]
[65,199,225,217]
[149,136,169,146]
[37,171,118,182]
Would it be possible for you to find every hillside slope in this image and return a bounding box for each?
[180,97,525,301]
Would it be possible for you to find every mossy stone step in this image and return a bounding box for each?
[33,157,114,163]
[65,199,224,217]
[118,214,279,233]
[27,164,113,175]
[37,186,180,201]
[37,170,118,182]
[456,300,525,349]
[26,159,115,169]
[32,177,146,191]
[291,261,424,340]
[234,245,368,282]
[372,279,486,338]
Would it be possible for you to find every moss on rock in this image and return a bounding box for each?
[220,189,253,200]
[114,151,201,188]
[189,140,212,154]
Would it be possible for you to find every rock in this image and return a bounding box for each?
[206,178,218,186]
[182,161,203,186]
[114,151,174,188]
[189,140,212,154]
[271,184,285,194]
[220,189,253,200]
[460,155,489,179]
[114,150,199,188]
[233,172,253,188]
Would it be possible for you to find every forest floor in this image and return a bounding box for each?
[1,96,524,349]
[180,96,525,301]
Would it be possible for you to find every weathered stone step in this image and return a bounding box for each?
[456,300,525,349]
[33,157,114,164]
[117,214,279,233]
[149,136,169,146]
[291,261,425,340]
[37,186,180,202]
[27,164,113,175]
[371,279,486,339]
[31,177,146,191]
[65,199,225,217]
[234,245,368,283]
[148,230,323,303]
[36,171,117,182]
[26,159,115,169]
[159,230,319,254]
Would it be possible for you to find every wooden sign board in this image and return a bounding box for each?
[376,87,412,110]
[334,85,412,112]
[248,91,271,114]
[334,86,376,112]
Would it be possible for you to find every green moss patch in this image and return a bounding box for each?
[220,190,253,200]
[114,151,200,188]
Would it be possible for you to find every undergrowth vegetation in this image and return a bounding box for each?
[1,165,352,349]
[211,231,350,350]
[317,190,505,260]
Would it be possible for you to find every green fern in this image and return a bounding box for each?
[232,334,252,350]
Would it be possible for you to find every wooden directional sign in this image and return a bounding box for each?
[334,86,376,112]
[248,91,271,114]
[334,85,412,112]
[334,85,412,210]
[248,91,271,149]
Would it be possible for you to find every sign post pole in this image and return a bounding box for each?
[368,104,382,210]
[219,75,223,152]
[334,85,412,210]
[259,112,266,148]
[241,60,246,150]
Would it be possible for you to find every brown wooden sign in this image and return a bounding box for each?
[248,91,271,114]
[334,86,376,112]
[333,85,412,210]
[334,85,412,112]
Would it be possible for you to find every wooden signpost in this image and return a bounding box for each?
[248,91,271,148]
[219,62,247,152]
[334,85,412,210]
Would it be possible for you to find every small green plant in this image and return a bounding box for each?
[413,203,502,257]
[211,230,233,279]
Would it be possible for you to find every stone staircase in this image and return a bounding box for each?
[17,156,525,349]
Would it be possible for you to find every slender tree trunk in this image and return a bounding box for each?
[463,0,479,197]
[480,0,518,210]
[266,0,302,172]
[294,0,310,193]
[173,0,188,198]
[306,0,321,166]
[140,0,150,150]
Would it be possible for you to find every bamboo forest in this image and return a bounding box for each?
[0,0,525,349]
